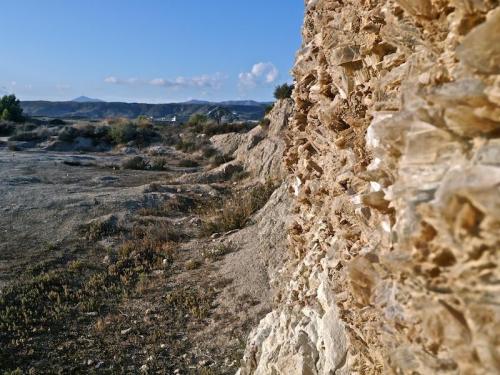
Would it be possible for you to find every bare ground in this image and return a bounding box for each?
[0,146,288,374]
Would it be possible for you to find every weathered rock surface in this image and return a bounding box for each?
[240,1,500,374]
[211,99,293,182]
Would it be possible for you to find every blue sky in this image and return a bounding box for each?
[0,1,304,103]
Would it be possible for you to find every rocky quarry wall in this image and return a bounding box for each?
[239,0,500,374]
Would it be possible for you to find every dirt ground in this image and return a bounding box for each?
[0,144,288,374]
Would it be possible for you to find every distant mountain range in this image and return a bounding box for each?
[71,96,104,103]
[21,99,271,121]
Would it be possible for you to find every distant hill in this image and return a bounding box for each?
[71,96,104,103]
[21,100,268,122]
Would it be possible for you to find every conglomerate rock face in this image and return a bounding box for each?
[239,1,500,374]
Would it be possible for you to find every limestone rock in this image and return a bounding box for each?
[211,99,293,182]
[240,1,500,374]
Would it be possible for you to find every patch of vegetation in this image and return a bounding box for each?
[202,242,235,261]
[121,156,148,170]
[0,218,200,373]
[149,157,169,171]
[164,287,213,320]
[185,259,202,270]
[259,118,271,128]
[138,195,195,217]
[178,158,200,168]
[209,153,234,168]
[200,180,279,235]
[108,119,158,146]
[0,95,24,123]
[274,83,294,100]
[82,217,119,241]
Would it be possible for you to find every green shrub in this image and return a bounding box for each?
[0,95,24,123]
[109,122,138,144]
[187,113,208,127]
[274,83,294,100]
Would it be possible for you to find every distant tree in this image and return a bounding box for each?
[273,83,294,100]
[0,94,24,122]
[187,113,208,127]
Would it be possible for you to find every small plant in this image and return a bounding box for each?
[274,83,294,100]
[202,242,234,261]
[121,156,148,170]
[83,217,118,241]
[58,126,79,142]
[150,157,168,171]
[259,118,271,128]
[164,287,213,320]
[185,259,202,270]
[200,180,279,235]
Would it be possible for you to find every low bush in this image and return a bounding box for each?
[210,153,234,167]
[121,156,148,170]
[58,126,79,142]
[274,83,294,100]
[108,119,157,146]
[109,122,138,144]
[150,157,168,171]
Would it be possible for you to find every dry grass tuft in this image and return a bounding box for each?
[200,180,279,236]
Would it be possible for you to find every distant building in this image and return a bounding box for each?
[154,115,177,124]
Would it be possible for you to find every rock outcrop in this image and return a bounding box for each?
[240,1,500,374]
[211,99,293,182]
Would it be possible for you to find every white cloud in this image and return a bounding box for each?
[0,86,9,95]
[150,73,225,89]
[105,73,225,90]
[239,62,279,88]
[56,84,71,90]
[104,76,138,85]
